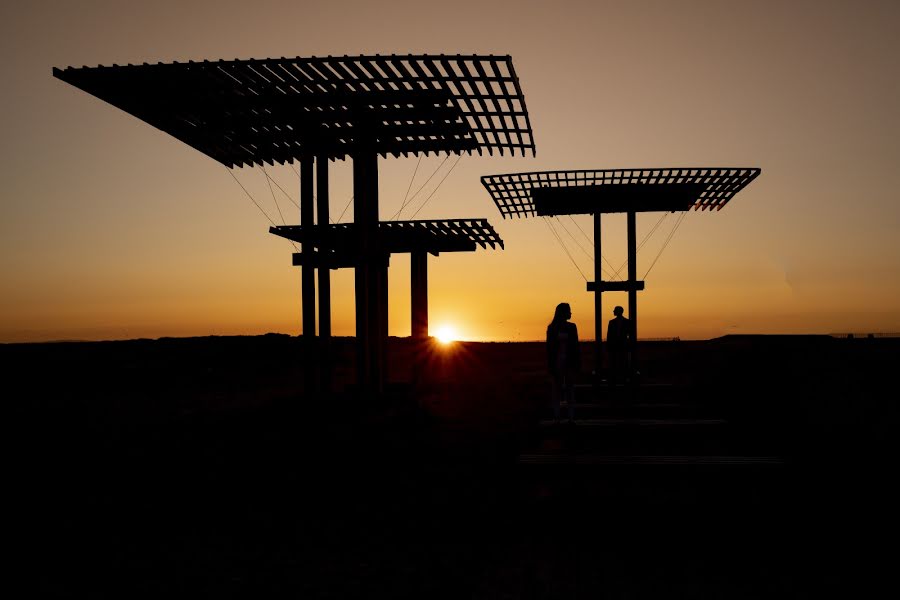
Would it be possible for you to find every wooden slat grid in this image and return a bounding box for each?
[270,219,503,251]
[53,55,535,167]
[481,168,762,218]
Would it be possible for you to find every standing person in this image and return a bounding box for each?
[547,302,580,424]
[607,305,632,385]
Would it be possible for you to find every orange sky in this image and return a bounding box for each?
[2,1,898,342]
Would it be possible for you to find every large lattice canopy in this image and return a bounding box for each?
[53,55,535,167]
[481,168,761,218]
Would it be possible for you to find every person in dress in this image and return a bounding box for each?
[547,302,580,423]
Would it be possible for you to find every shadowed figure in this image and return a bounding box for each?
[607,305,632,385]
[547,302,581,423]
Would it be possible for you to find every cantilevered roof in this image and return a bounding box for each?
[270,219,503,265]
[481,168,761,218]
[53,55,535,167]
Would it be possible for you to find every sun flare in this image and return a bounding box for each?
[434,325,457,345]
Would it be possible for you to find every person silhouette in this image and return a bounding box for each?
[607,305,632,385]
[547,302,580,423]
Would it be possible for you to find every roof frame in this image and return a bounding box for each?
[481,168,762,218]
[270,219,504,257]
[53,54,536,167]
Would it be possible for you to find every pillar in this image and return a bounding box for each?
[593,212,603,379]
[627,210,638,375]
[353,148,383,392]
[317,154,332,392]
[411,251,428,339]
[317,155,331,339]
[301,157,316,340]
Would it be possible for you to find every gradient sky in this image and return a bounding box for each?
[2,0,898,342]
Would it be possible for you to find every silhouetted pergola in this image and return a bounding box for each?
[482,168,761,378]
[55,54,535,392]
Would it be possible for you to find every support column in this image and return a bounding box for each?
[410,250,428,385]
[411,251,428,339]
[593,212,603,380]
[627,211,638,376]
[317,155,331,339]
[301,157,316,341]
[317,154,332,393]
[377,254,389,385]
[353,148,382,392]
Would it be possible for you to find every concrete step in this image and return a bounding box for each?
[542,402,721,420]
[518,453,783,465]
[515,452,787,498]
[525,417,779,456]
[538,417,726,427]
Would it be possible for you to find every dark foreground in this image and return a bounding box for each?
[9,335,898,597]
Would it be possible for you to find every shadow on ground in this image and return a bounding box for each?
[8,335,898,597]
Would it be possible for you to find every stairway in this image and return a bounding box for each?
[518,381,786,504]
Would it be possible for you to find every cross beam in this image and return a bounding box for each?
[586,281,645,292]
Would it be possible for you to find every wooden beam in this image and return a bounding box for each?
[587,281,645,292]
[292,252,355,269]
[533,183,701,216]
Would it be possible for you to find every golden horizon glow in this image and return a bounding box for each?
[1,2,899,343]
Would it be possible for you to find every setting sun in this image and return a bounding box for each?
[434,325,457,345]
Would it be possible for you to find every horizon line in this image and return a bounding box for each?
[4,331,900,345]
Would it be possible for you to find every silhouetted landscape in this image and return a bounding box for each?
[11,334,897,597]
[5,2,900,597]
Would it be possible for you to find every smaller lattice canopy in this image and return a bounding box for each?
[270,219,503,267]
[481,168,761,218]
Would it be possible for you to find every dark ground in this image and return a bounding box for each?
[8,334,899,598]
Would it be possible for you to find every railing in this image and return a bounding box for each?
[830,332,900,339]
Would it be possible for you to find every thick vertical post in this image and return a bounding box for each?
[593,212,603,380]
[377,254,389,385]
[627,211,638,375]
[410,250,428,385]
[353,148,382,392]
[316,155,331,339]
[411,251,428,339]
[317,154,332,393]
[301,157,316,341]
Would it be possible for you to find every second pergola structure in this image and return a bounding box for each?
[482,167,761,379]
[54,54,536,393]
